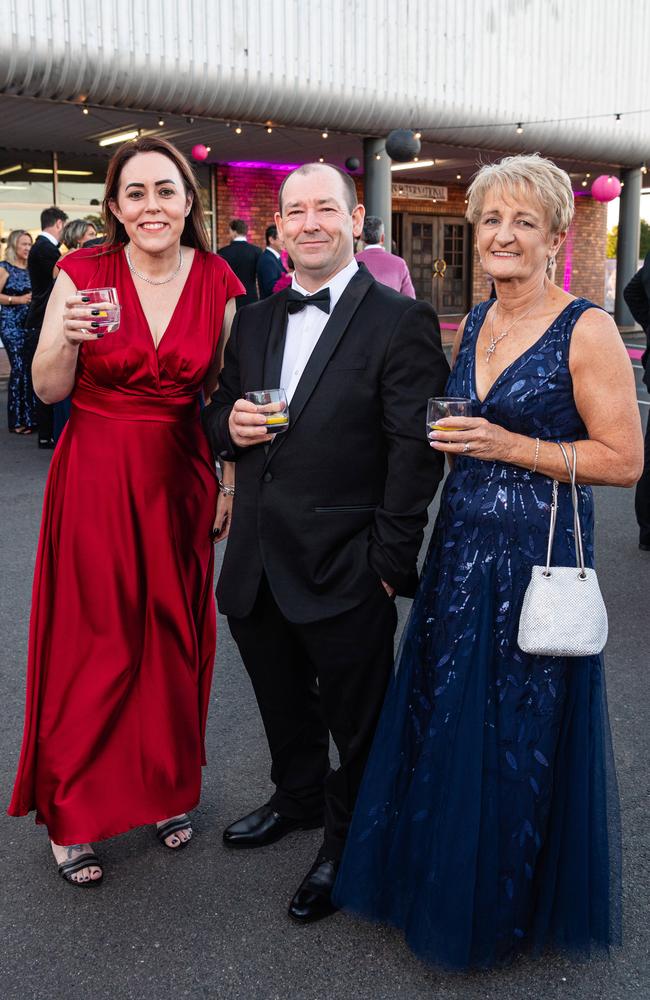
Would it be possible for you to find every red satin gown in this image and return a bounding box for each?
[8,245,243,844]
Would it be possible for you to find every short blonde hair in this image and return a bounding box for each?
[466,154,574,234]
[5,229,32,265]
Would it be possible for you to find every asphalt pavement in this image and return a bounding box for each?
[0,369,648,1000]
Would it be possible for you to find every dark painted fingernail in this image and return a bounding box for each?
[81,296,90,302]
[96,333,104,339]
[91,322,99,328]
[91,309,100,316]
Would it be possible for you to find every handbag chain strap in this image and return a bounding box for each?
[543,442,586,579]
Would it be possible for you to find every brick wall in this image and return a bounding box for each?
[215,166,289,249]
[554,196,607,305]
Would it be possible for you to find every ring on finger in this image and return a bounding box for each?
[463,441,471,453]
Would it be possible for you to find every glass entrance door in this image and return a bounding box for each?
[403,215,470,315]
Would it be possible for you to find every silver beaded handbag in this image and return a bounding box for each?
[517,442,608,657]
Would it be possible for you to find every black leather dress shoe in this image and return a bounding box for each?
[38,438,55,450]
[222,804,323,848]
[288,856,339,923]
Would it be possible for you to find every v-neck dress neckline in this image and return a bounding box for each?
[473,299,576,405]
[122,246,198,354]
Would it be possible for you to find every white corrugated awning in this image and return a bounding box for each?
[3,0,650,165]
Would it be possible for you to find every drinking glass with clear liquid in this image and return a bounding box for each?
[426,397,472,439]
[244,389,290,434]
[81,287,121,334]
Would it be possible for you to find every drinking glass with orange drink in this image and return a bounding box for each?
[244,389,290,434]
[426,397,472,441]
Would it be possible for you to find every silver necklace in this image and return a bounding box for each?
[486,292,545,362]
[125,243,183,285]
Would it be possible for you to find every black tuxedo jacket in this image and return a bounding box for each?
[257,248,285,298]
[202,267,450,623]
[218,240,262,307]
[26,235,61,329]
[623,251,650,388]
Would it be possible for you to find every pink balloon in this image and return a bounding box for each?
[590,174,621,202]
[192,144,209,162]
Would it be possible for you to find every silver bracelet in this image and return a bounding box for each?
[218,480,235,497]
[530,437,540,474]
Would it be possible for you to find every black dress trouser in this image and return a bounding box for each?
[228,575,398,860]
[636,409,650,545]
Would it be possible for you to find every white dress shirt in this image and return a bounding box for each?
[40,230,59,247]
[280,258,359,403]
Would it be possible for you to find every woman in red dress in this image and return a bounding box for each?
[8,137,243,884]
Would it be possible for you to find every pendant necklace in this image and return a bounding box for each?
[486,290,546,363]
[125,243,183,285]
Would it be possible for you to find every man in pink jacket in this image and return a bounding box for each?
[355,216,416,298]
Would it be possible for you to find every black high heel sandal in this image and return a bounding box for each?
[57,852,103,886]
[156,815,193,850]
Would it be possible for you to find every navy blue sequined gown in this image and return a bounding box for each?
[334,299,621,969]
[0,261,35,431]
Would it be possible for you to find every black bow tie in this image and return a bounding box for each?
[286,287,331,315]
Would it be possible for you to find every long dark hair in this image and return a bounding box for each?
[102,136,210,252]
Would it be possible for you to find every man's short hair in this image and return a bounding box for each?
[363,216,384,245]
[229,219,248,236]
[278,163,358,215]
[40,206,68,230]
[265,224,278,245]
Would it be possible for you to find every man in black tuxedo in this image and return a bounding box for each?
[624,252,650,549]
[202,163,449,922]
[26,206,68,447]
[256,224,286,297]
[218,219,262,308]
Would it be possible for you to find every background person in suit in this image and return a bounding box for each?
[25,206,68,447]
[256,224,285,298]
[218,220,262,308]
[355,215,416,297]
[202,162,449,924]
[624,251,650,549]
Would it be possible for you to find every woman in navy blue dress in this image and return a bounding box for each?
[334,155,643,968]
[0,230,34,433]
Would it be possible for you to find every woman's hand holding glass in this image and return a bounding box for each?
[62,287,120,346]
[429,414,516,462]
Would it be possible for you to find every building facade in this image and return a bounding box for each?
[1,0,649,320]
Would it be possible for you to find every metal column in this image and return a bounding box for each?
[614,167,642,327]
[363,137,391,250]
[52,150,59,206]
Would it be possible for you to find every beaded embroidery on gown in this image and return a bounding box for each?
[334,298,622,969]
